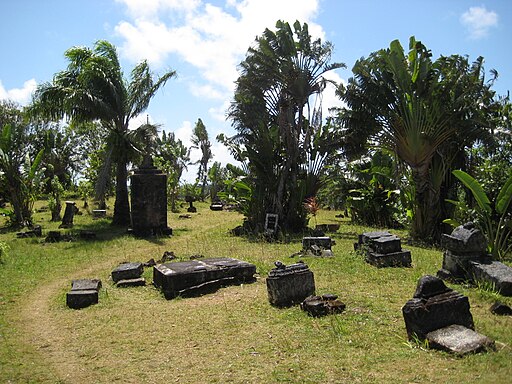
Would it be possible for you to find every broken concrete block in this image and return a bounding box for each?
[66,290,98,309]
[111,262,144,283]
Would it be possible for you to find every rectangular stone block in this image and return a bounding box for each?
[71,279,102,291]
[470,261,512,296]
[111,262,144,283]
[66,290,98,309]
[369,235,402,254]
[153,258,256,299]
[426,324,495,355]
[267,270,315,307]
[115,277,146,287]
[302,237,332,250]
[366,250,412,268]
[402,291,474,340]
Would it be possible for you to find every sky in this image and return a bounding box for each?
[1,0,511,182]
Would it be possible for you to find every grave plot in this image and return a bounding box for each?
[153,257,256,299]
[66,278,102,309]
[355,231,411,267]
[438,222,512,296]
[266,261,315,307]
[402,275,495,355]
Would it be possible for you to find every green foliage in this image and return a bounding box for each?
[225,20,345,233]
[191,118,212,201]
[445,170,512,259]
[0,240,8,263]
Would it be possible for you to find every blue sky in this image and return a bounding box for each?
[1,0,510,181]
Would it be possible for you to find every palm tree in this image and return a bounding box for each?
[32,40,176,226]
[191,118,212,201]
[227,20,345,232]
[336,37,498,241]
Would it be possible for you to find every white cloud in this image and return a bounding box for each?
[0,79,37,105]
[114,0,324,115]
[460,6,498,39]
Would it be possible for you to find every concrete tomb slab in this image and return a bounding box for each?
[71,279,102,291]
[116,277,146,288]
[66,290,98,309]
[470,261,512,296]
[153,257,256,299]
[111,262,144,283]
[426,324,495,355]
[300,294,346,317]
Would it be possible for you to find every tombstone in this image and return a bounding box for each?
[210,200,223,211]
[92,209,106,219]
[490,302,512,316]
[45,231,62,243]
[116,277,146,288]
[426,324,495,355]
[111,262,144,283]
[315,224,340,233]
[356,231,411,267]
[438,222,491,281]
[130,161,172,237]
[266,261,315,307]
[300,294,346,317]
[301,237,334,257]
[153,257,256,299]
[59,201,78,228]
[66,278,102,309]
[16,225,42,238]
[438,222,512,296]
[264,213,279,236]
[402,275,475,341]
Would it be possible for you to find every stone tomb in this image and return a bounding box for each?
[355,231,411,267]
[301,236,334,257]
[266,261,315,307]
[130,165,172,237]
[66,279,102,309]
[438,222,512,296]
[300,294,346,317]
[111,262,146,287]
[402,275,494,354]
[59,201,78,228]
[153,257,256,299]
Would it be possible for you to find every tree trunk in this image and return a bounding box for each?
[112,159,131,226]
[411,164,440,242]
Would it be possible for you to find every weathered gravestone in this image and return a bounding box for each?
[59,201,78,228]
[355,231,411,267]
[266,261,315,307]
[130,160,172,237]
[153,257,256,299]
[111,262,145,287]
[185,195,197,213]
[300,294,346,317]
[300,237,335,257]
[438,222,512,296]
[402,275,494,354]
[92,209,106,219]
[438,222,491,281]
[66,278,102,309]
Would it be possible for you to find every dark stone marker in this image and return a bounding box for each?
[426,324,495,355]
[356,231,411,268]
[490,302,512,316]
[315,224,340,233]
[111,262,144,283]
[60,201,78,228]
[66,290,98,309]
[470,261,512,296]
[130,165,172,237]
[438,222,491,280]
[266,261,315,307]
[300,294,346,317]
[115,277,146,287]
[153,257,256,299]
[71,279,102,291]
[402,275,474,340]
[210,203,223,211]
[92,209,106,218]
[45,231,62,243]
[301,237,334,257]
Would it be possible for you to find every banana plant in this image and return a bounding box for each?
[444,170,512,259]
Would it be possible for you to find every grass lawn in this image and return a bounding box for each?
[0,201,511,383]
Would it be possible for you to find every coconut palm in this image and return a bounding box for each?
[32,40,176,226]
[191,118,212,201]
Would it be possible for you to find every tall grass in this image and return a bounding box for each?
[0,202,511,383]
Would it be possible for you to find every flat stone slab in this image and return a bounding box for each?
[71,279,102,291]
[366,250,412,268]
[369,235,402,254]
[115,277,146,287]
[111,262,144,283]
[426,324,495,355]
[300,294,346,317]
[153,257,256,299]
[470,261,512,296]
[66,290,98,309]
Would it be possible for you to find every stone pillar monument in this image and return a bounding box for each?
[130,155,172,237]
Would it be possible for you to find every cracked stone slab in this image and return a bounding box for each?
[426,324,495,355]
